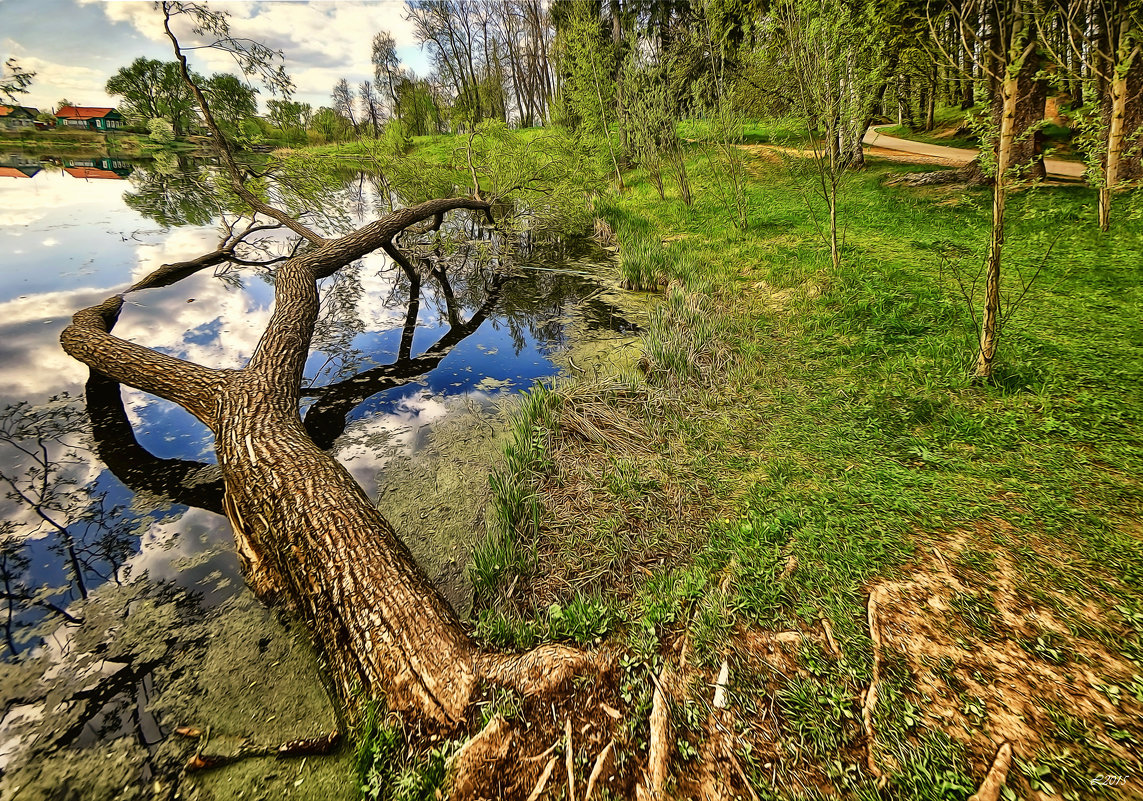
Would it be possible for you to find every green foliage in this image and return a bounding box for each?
[309,106,354,144]
[354,700,402,797]
[703,104,749,229]
[146,117,176,146]
[623,57,692,205]
[355,697,463,801]
[393,76,443,137]
[382,118,412,156]
[202,72,259,136]
[465,121,603,242]
[472,593,614,650]
[891,733,978,800]
[777,674,856,754]
[106,58,200,136]
[546,592,614,644]
[618,234,671,291]
[554,3,618,136]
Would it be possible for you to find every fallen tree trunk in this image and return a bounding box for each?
[61,196,583,728]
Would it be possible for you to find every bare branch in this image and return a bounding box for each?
[160,2,327,246]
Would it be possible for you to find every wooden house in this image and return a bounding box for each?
[55,105,124,131]
[0,105,39,130]
[62,157,133,180]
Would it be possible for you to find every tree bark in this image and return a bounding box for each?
[1100,31,1140,231]
[976,65,1019,381]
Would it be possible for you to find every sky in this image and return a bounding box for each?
[0,0,431,113]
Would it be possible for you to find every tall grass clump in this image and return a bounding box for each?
[354,700,401,800]
[641,285,723,385]
[471,385,561,596]
[618,233,671,291]
[612,214,714,293]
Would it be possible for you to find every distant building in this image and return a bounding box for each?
[0,105,39,130]
[55,105,124,131]
[62,157,134,180]
[0,153,42,178]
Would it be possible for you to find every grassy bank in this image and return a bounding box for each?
[463,135,1143,798]
[0,128,151,156]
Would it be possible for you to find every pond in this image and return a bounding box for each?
[0,152,637,798]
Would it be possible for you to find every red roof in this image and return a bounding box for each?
[0,105,36,117]
[0,166,32,178]
[64,166,124,180]
[56,105,116,120]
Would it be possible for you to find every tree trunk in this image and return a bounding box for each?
[214,368,478,723]
[1100,34,1140,232]
[829,186,840,270]
[1101,70,1127,231]
[925,63,937,130]
[976,72,1018,381]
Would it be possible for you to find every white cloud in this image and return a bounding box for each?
[11,52,115,108]
[76,0,424,109]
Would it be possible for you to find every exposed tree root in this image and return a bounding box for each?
[820,617,840,658]
[438,645,629,800]
[565,718,577,801]
[448,715,514,799]
[968,742,1013,801]
[477,643,600,697]
[639,664,674,800]
[584,740,615,801]
[862,586,888,786]
[525,756,558,801]
[779,555,798,580]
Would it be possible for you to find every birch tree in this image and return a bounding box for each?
[1040,0,1143,231]
[931,0,1044,380]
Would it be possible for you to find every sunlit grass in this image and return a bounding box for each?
[470,125,1143,795]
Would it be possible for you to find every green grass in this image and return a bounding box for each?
[354,699,461,801]
[466,121,1143,796]
[678,116,812,146]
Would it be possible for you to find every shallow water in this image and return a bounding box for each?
[0,153,633,797]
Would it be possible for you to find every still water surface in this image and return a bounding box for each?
[0,154,631,797]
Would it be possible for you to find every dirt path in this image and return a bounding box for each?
[863,124,1086,180]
